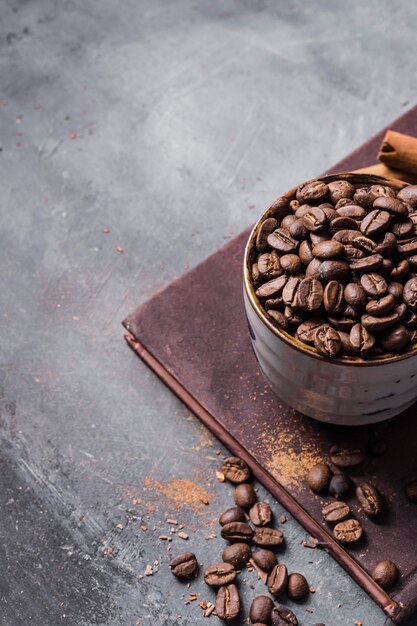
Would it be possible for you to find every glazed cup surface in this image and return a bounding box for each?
[243,173,417,425]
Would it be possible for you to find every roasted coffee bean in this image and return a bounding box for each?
[390,258,410,280]
[204,562,236,587]
[320,203,337,221]
[365,294,395,316]
[256,276,288,299]
[403,277,417,310]
[372,560,399,589]
[310,230,330,245]
[258,251,283,279]
[397,239,417,257]
[354,187,373,209]
[283,306,305,325]
[329,473,352,499]
[287,573,309,601]
[280,254,302,275]
[221,521,254,542]
[330,215,358,232]
[379,324,410,352]
[328,180,354,203]
[295,203,314,219]
[312,240,344,259]
[322,500,350,524]
[337,198,357,209]
[305,257,323,278]
[349,324,375,355]
[352,235,377,253]
[307,462,331,493]
[252,263,261,285]
[395,302,407,322]
[327,315,356,331]
[350,254,383,273]
[215,584,240,621]
[252,526,284,547]
[299,240,314,264]
[267,564,288,597]
[333,229,360,244]
[387,281,404,300]
[374,231,398,257]
[282,276,302,306]
[360,209,391,238]
[170,552,198,578]
[222,543,252,568]
[361,311,399,332]
[302,206,327,232]
[345,247,369,263]
[271,604,298,626]
[319,260,350,283]
[268,310,290,331]
[269,196,292,220]
[251,548,277,573]
[265,297,284,310]
[343,304,359,319]
[222,457,251,483]
[344,282,367,310]
[323,280,344,313]
[297,180,328,203]
[330,443,365,467]
[289,219,308,241]
[314,324,342,358]
[360,273,387,297]
[267,229,299,254]
[370,184,395,200]
[356,482,383,517]
[405,479,417,502]
[289,199,300,212]
[336,205,366,219]
[339,330,356,355]
[234,483,256,510]
[250,595,274,625]
[281,214,298,230]
[398,184,417,208]
[295,318,326,345]
[373,195,408,217]
[257,218,279,251]
[333,518,363,543]
[297,278,323,311]
[219,506,247,526]
[249,502,272,527]
[391,217,414,239]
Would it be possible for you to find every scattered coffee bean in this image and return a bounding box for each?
[271,604,298,625]
[250,595,274,625]
[221,521,254,543]
[204,562,236,587]
[307,462,331,493]
[287,573,309,600]
[333,518,363,543]
[371,560,399,589]
[405,479,417,503]
[328,473,353,499]
[215,583,240,621]
[222,543,252,568]
[219,507,247,526]
[356,482,383,517]
[251,548,277,573]
[249,501,273,526]
[322,501,350,524]
[170,552,198,578]
[268,563,288,597]
[330,443,365,467]
[222,457,251,483]
[252,526,284,547]
[234,483,257,510]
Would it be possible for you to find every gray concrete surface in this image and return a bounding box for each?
[1,0,417,624]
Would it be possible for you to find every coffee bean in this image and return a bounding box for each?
[257,218,279,251]
[398,184,417,208]
[354,187,374,209]
[295,204,314,219]
[314,324,342,358]
[344,282,367,310]
[349,324,375,355]
[330,215,358,232]
[351,235,377,253]
[265,297,284,310]
[252,263,261,285]
[374,231,398,257]
[397,239,417,257]
[281,214,298,230]
[234,483,257,510]
[269,196,292,220]
[327,315,356,331]
[251,548,277,573]
[336,205,366,219]
[320,203,337,221]
[249,502,272,527]
[323,280,344,313]
[305,257,323,278]
[287,573,309,601]
[365,294,395,316]
[250,595,274,625]
[372,560,399,589]
[310,230,330,245]
[258,251,283,279]
[391,217,414,239]
[312,240,344,259]
[403,277,417,310]
[390,258,410,280]
[370,184,395,200]
[280,254,302,275]
[307,462,331,493]
[282,276,302,307]
[256,276,288,299]
[297,278,323,311]
[387,281,404,300]
[295,318,326,345]
[290,199,300,212]
[329,473,352,499]
[204,562,236,587]
[360,209,391,238]
[221,521,254,543]
[267,229,299,254]
[379,324,410,352]
[289,219,308,241]
[373,195,408,217]
[302,206,327,232]
[322,500,350,524]
[271,604,298,626]
[319,260,350,283]
[170,552,198,578]
[360,273,387,297]
[299,240,314,264]
[330,443,365,467]
[267,564,288,597]
[405,479,417,502]
[215,584,240,621]
[328,180,354,203]
[297,180,328,203]
[395,302,407,322]
[283,306,305,325]
[350,254,383,273]
[339,330,356,355]
[252,526,284,547]
[268,310,290,331]
[343,304,359,319]
[222,543,252,568]
[409,254,417,269]
[219,506,247,526]
[333,229,360,244]
[361,311,399,332]
[222,457,251,483]
[333,518,363,543]
[356,482,383,517]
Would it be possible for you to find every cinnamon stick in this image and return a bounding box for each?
[354,163,417,185]
[378,130,417,176]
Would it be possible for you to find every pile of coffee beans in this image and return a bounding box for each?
[251,179,417,358]
[170,455,315,625]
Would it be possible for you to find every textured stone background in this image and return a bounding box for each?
[1,0,416,624]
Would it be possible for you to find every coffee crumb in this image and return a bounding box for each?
[204,605,215,617]
[306,608,313,614]
[101,227,110,234]
[200,497,209,505]
[116,245,124,253]
[144,565,153,576]
[140,524,147,532]
[167,518,178,525]
[309,585,316,593]
[178,531,189,540]
[159,535,170,541]
[354,621,362,626]
[279,515,287,524]
[216,471,225,482]
[189,594,197,601]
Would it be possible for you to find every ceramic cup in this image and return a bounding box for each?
[243,173,417,426]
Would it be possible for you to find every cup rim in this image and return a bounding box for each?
[243,172,417,367]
